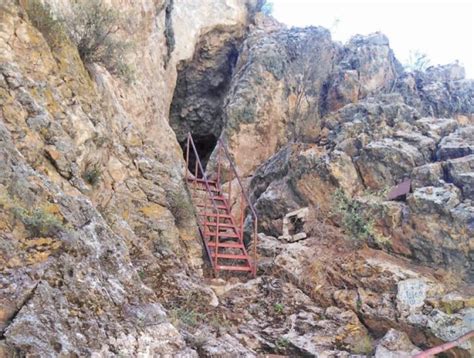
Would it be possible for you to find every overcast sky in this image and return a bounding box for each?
[271,0,474,78]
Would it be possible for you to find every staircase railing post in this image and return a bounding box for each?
[194,159,198,191]
[240,191,244,244]
[253,217,258,277]
[228,177,232,210]
[185,135,190,180]
[186,133,221,273]
[217,141,221,189]
[215,207,219,271]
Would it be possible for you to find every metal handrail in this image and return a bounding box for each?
[185,133,222,271]
[413,330,474,358]
[217,138,258,220]
[217,138,258,276]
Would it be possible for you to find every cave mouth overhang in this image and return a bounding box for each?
[168,28,243,173]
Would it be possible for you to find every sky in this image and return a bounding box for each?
[271,0,474,78]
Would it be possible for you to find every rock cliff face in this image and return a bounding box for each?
[0,0,256,355]
[1,1,473,357]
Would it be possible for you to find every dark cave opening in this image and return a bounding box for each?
[169,28,245,176]
[181,134,218,174]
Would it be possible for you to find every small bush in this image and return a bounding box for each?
[404,50,431,72]
[275,337,290,352]
[24,0,67,49]
[169,307,201,327]
[13,207,64,237]
[63,0,135,83]
[83,165,101,186]
[167,291,227,331]
[333,189,372,243]
[273,303,284,314]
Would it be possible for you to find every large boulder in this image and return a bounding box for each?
[210,26,339,176]
[249,144,363,235]
[374,329,421,358]
[327,32,402,111]
[444,155,474,199]
[357,138,426,190]
[398,64,474,117]
[437,126,474,160]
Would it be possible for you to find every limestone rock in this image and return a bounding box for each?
[411,163,444,189]
[2,0,474,355]
[327,32,401,111]
[0,0,257,355]
[358,139,422,189]
[444,155,474,199]
[437,126,474,160]
[398,64,474,117]
[374,329,421,358]
[408,184,461,215]
[199,334,256,357]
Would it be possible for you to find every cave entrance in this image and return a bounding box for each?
[182,134,217,173]
[168,28,244,176]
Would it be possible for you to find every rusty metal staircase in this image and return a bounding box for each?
[185,133,258,276]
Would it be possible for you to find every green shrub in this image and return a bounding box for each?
[273,303,284,314]
[404,50,431,72]
[169,307,201,327]
[13,207,64,237]
[63,0,135,83]
[333,189,372,242]
[275,337,290,352]
[167,291,220,329]
[24,0,67,49]
[83,165,101,186]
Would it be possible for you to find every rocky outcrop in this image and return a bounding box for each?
[398,63,474,117]
[2,0,473,356]
[375,329,422,357]
[0,120,195,356]
[0,0,258,355]
[206,29,408,178]
[256,234,473,356]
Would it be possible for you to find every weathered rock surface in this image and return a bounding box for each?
[209,277,373,356]
[0,0,258,355]
[0,121,195,356]
[374,329,421,357]
[1,0,473,356]
[256,235,474,356]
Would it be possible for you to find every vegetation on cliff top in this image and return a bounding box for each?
[25,0,135,83]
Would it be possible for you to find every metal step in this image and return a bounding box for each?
[196,203,228,210]
[211,253,249,260]
[187,177,217,185]
[204,231,240,238]
[192,187,220,193]
[216,265,252,272]
[203,221,236,228]
[207,242,243,248]
[187,179,218,189]
[208,195,228,202]
[199,212,232,219]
